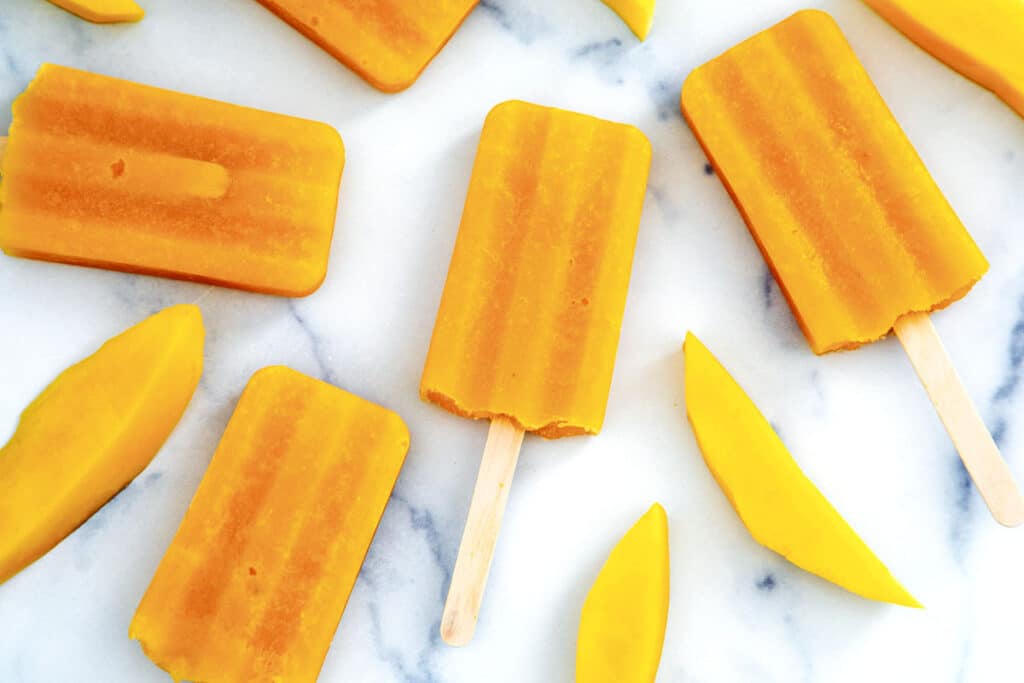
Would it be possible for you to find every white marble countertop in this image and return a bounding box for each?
[1,0,1023,681]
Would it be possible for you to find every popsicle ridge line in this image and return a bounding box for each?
[231,412,358,677]
[141,387,311,657]
[459,109,556,406]
[242,422,380,680]
[538,123,643,424]
[691,51,872,347]
[783,16,986,306]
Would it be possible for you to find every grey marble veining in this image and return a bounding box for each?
[1,0,1024,681]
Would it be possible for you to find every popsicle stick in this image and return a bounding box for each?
[0,136,6,157]
[441,416,525,646]
[894,311,1024,527]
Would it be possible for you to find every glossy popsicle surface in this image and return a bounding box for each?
[130,366,409,683]
[421,100,651,438]
[0,64,344,296]
[254,0,478,92]
[681,10,988,354]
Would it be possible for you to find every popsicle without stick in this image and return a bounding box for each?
[681,10,1023,526]
[421,100,651,645]
[0,64,344,296]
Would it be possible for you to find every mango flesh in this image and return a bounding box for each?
[45,0,144,23]
[0,304,203,585]
[131,366,410,683]
[600,0,656,40]
[576,503,669,683]
[683,333,919,607]
[863,0,1024,119]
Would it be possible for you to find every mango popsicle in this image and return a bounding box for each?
[681,10,1023,526]
[863,0,1024,119]
[422,100,651,644]
[253,0,478,92]
[0,64,344,296]
[130,366,409,683]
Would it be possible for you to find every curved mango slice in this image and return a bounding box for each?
[46,0,144,23]
[0,304,203,585]
[600,0,655,40]
[683,333,920,608]
[576,503,669,683]
[864,0,1024,119]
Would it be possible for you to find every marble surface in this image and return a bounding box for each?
[1,0,1023,681]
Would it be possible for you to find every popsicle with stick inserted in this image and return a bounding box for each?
[421,100,651,645]
[681,10,1024,526]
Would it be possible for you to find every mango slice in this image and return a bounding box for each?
[45,0,144,23]
[0,304,203,585]
[600,0,655,40]
[576,503,669,683]
[864,0,1024,119]
[683,333,919,607]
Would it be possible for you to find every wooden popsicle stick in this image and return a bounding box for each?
[441,416,525,646]
[894,311,1024,527]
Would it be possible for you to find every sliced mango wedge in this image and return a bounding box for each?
[600,0,655,41]
[576,503,669,683]
[683,333,920,608]
[0,304,203,584]
[46,0,144,23]
[863,0,1024,119]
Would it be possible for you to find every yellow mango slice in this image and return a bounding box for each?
[683,333,920,607]
[864,0,1024,119]
[576,503,669,683]
[600,0,655,40]
[0,304,203,584]
[45,0,145,23]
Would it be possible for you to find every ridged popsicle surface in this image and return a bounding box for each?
[0,64,345,296]
[681,10,988,354]
[254,0,478,92]
[421,100,651,438]
[130,366,409,683]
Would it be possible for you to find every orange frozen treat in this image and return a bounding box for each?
[863,0,1024,119]
[254,0,478,92]
[423,100,651,645]
[130,366,409,683]
[0,64,344,296]
[681,10,988,354]
[681,11,1024,528]
[422,100,651,437]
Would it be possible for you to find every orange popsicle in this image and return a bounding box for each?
[254,0,478,92]
[422,100,651,644]
[130,366,409,682]
[681,10,1022,525]
[0,64,344,296]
